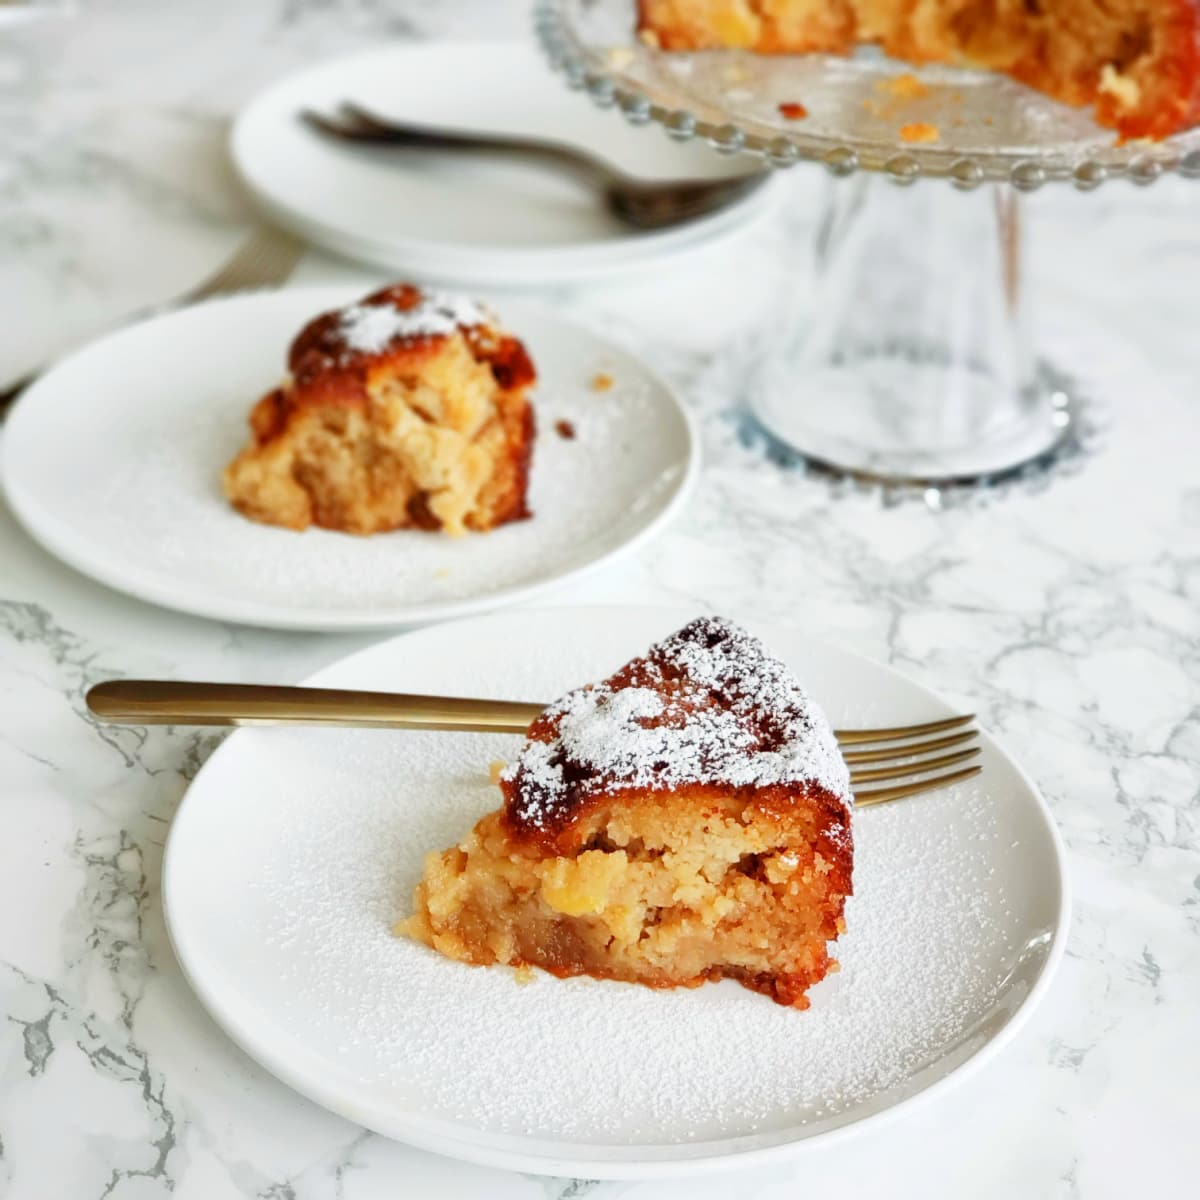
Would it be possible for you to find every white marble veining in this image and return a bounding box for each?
[2,2,1198,1197]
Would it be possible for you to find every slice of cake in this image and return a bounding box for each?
[637,0,1200,140]
[223,284,536,536]
[400,617,853,1008]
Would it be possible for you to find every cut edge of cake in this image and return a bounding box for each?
[635,0,1200,141]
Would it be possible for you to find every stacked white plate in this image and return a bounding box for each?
[232,43,783,286]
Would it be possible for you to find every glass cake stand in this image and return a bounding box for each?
[536,0,1200,487]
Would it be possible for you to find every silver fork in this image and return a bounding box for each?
[85,682,983,809]
[0,225,305,416]
[299,103,769,231]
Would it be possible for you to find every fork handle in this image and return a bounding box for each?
[86,680,543,733]
[0,371,35,417]
[86,680,975,745]
[2,298,174,419]
[329,107,617,190]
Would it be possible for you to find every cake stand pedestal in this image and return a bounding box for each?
[537,0,1200,488]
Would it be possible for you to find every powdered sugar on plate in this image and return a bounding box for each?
[165,611,1066,1160]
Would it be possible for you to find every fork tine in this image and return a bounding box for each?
[185,227,304,305]
[338,101,398,133]
[835,713,975,744]
[300,108,361,139]
[849,746,981,784]
[841,729,977,764]
[853,764,983,808]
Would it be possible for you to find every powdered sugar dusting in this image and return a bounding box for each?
[504,616,852,832]
[175,614,1061,1150]
[337,291,486,354]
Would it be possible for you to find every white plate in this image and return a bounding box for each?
[1,289,696,631]
[231,43,782,286]
[162,607,1069,1179]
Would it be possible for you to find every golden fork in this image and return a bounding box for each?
[299,104,768,231]
[86,681,982,808]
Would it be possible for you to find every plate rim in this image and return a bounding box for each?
[160,605,1072,1178]
[0,289,700,632]
[229,41,782,283]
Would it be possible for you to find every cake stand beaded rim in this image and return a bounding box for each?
[535,0,1200,190]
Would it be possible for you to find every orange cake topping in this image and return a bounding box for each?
[502,617,852,842]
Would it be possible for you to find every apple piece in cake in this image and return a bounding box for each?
[399,616,853,1009]
[223,284,536,536]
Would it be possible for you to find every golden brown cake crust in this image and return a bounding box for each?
[283,283,536,416]
[223,284,536,536]
[500,616,853,856]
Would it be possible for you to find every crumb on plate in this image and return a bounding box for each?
[778,101,808,119]
[555,419,577,441]
[591,372,614,392]
[882,73,929,100]
[899,122,940,143]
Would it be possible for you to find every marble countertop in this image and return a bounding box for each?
[2,2,1198,1197]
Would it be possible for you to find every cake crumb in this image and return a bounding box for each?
[591,372,615,392]
[900,122,940,143]
[489,760,506,785]
[513,965,536,985]
[882,73,929,100]
[638,28,661,49]
[778,101,808,120]
[555,419,577,441]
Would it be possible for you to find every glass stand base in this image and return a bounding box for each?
[751,359,1076,485]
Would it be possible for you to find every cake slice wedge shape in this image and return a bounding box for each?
[399,616,854,1008]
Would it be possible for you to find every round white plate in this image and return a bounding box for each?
[231,43,782,286]
[1,289,696,631]
[162,607,1069,1178]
